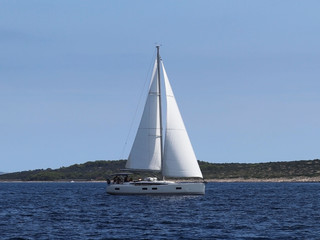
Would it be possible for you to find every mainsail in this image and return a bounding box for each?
[126,49,203,178]
[125,61,162,171]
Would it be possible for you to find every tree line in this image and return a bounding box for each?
[0,159,320,181]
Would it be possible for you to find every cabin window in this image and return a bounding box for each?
[115,188,120,190]
[176,187,182,190]
[152,188,158,190]
[142,188,148,190]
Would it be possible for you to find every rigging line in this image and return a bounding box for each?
[119,49,157,160]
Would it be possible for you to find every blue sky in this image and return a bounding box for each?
[1,1,319,172]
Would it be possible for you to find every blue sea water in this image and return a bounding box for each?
[1,182,320,240]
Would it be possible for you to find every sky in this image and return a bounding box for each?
[1,1,319,172]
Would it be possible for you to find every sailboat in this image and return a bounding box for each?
[107,46,205,195]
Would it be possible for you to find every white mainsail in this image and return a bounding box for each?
[162,63,203,178]
[125,60,162,171]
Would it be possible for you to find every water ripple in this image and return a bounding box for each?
[1,182,320,239]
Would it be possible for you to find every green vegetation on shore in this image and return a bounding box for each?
[0,159,320,181]
[200,159,320,179]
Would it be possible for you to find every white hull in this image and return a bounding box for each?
[107,181,205,195]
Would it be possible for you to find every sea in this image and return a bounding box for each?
[1,182,320,240]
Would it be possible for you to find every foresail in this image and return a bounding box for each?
[125,60,162,171]
[162,63,203,178]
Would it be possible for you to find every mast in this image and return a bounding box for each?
[156,45,165,180]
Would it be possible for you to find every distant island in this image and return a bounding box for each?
[1,159,320,182]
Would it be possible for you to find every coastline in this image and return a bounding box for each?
[1,176,320,183]
[205,176,320,183]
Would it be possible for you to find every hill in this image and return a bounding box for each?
[0,159,320,181]
[200,159,320,180]
[0,160,126,181]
